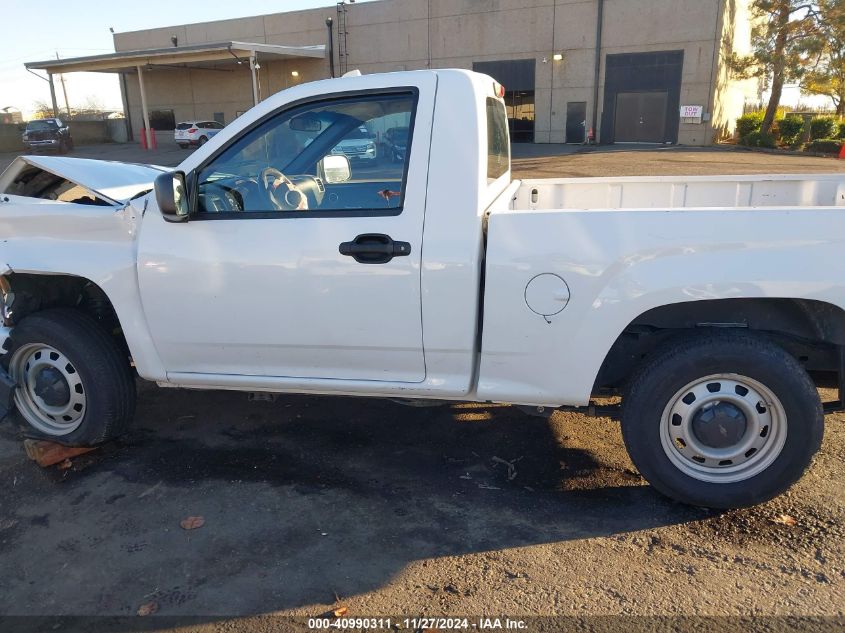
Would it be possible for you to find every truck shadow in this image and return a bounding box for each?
[0,382,710,618]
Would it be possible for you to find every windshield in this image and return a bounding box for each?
[26,120,59,131]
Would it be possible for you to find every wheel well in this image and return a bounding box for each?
[595,298,845,395]
[1,272,132,366]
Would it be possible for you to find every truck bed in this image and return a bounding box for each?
[513,173,845,211]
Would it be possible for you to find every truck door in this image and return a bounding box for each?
[137,86,433,383]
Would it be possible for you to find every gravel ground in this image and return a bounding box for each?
[0,145,843,630]
[512,144,845,178]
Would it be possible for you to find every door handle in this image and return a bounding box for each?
[339,233,411,264]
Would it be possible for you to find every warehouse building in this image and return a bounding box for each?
[26,0,758,145]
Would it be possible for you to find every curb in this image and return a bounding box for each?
[725,144,840,159]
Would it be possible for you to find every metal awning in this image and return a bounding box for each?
[24,41,325,74]
[25,42,326,149]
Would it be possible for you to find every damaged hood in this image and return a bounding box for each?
[3,156,168,205]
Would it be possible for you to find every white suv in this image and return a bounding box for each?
[174,121,225,148]
[331,125,378,161]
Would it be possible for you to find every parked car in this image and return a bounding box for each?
[21,118,73,154]
[383,126,409,163]
[1,69,842,510]
[331,125,378,161]
[174,121,225,148]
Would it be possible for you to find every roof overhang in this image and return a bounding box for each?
[25,41,325,74]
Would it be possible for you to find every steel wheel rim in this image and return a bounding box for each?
[8,343,86,436]
[659,373,787,484]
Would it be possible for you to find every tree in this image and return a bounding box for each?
[801,0,845,115]
[81,94,104,113]
[730,1,821,135]
[30,101,55,119]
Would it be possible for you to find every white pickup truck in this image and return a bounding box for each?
[1,70,843,509]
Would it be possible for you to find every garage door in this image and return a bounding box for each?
[614,91,668,143]
[600,51,683,144]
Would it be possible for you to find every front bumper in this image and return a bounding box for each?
[0,326,10,355]
[0,326,14,421]
[24,139,59,147]
[0,365,14,421]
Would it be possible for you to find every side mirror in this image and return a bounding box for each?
[322,154,351,184]
[155,171,190,222]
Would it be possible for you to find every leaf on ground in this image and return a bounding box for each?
[58,459,73,470]
[772,514,798,526]
[180,516,205,530]
[333,606,349,617]
[137,601,158,616]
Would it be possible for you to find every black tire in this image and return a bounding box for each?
[198,136,208,146]
[58,140,69,154]
[2,309,136,446]
[622,331,823,509]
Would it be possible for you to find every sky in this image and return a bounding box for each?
[0,1,372,118]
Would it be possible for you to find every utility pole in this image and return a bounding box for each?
[56,52,71,118]
[48,75,59,117]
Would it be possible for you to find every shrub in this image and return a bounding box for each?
[739,131,777,148]
[777,115,805,146]
[838,124,845,139]
[810,116,840,140]
[805,138,843,155]
[736,112,764,138]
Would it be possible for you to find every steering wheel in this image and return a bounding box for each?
[260,167,308,211]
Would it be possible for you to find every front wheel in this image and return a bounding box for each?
[3,309,136,446]
[622,332,823,508]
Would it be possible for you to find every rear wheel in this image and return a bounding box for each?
[198,136,208,146]
[621,332,823,508]
[3,309,136,446]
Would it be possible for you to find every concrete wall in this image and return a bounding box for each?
[114,0,753,145]
[68,120,112,145]
[122,58,326,135]
[0,124,24,152]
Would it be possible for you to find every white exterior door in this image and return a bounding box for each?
[137,86,433,383]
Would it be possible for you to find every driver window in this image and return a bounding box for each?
[195,92,416,215]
